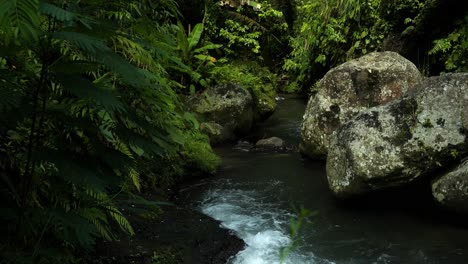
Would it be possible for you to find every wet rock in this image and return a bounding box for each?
[327,73,468,198]
[190,83,254,143]
[200,122,235,145]
[255,137,285,148]
[233,140,254,152]
[94,203,245,264]
[432,160,468,214]
[301,52,422,159]
[251,86,277,122]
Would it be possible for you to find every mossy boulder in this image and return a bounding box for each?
[199,122,235,145]
[189,83,254,143]
[250,83,277,121]
[326,73,468,198]
[301,52,422,159]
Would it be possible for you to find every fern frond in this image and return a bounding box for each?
[429,38,452,55]
[0,70,23,111]
[55,73,125,113]
[50,210,97,249]
[79,207,113,241]
[106,205,134,235]
[113,139,134,160]
[111,34,158,70]
[0,0,41,43]
[54,31,155,88]
[39,2,75,22]
[53,31,110,55]
[129,168,141,191]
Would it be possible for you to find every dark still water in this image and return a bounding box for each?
[180,95,468,264]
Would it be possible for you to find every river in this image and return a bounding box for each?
[180,95,468,264]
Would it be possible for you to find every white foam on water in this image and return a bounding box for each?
[199,185,334,264]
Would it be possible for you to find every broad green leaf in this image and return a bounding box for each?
[194,44,222,53]
[188,23,204,51]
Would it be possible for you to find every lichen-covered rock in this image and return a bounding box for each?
[301,52,422,159]
[190,83,254,141]
[327,73,468,198]
[432,161,468,214]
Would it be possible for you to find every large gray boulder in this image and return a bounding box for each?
[327,73,468,198]
[432,160,468,214]
[189,83,254,143]
[301,52,422,159]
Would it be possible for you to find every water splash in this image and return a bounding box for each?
[199,182,334,264]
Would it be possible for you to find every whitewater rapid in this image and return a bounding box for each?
[199,180,334,264]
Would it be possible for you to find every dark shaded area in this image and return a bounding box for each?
[93,194,245,264]
[396,0,468,74]
[333,173,468,227]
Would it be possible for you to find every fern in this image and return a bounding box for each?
[39,2,75,22]
[79,208,114,241]
[0,71,23,111]
[0,0,41,43]
[429,38,452,55]
[0,0,212,263]
[106,205,134,235]
[129,168,141,191]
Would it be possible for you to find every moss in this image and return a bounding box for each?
[182,132,221,175]
[209,60,278,120]
[422,118,433,128]
[140,129,220,190]
[250,82,277,120]
[355,111,381,129]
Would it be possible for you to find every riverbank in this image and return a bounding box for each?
[92,191,245,264]
[178,95,468,264]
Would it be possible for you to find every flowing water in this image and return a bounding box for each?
[181,95,468,264]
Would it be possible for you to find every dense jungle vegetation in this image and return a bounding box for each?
[0,0,466,263]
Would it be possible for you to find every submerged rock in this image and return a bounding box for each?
[301,52,422,159]
[432,161,468,214]
[327,73,468,198]
[234,140,254,152]
[255,137,285,148]
[190,83,254,143]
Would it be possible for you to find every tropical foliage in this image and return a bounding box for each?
[284,0,468,92]
[283,0,388,90]
[429,14,468,72]
[1,0,466,262]
[0,0,218,263]
[204,0,289,68]
[210,60,277,118]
